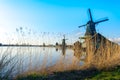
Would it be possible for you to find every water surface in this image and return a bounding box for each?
[0,47,83,76]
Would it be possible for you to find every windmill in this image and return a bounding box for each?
[62,35,68,55]
[78,9,109,49]
[79,9,109,37]
[62,35,68,48]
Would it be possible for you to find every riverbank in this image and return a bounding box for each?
[16,65,120,80]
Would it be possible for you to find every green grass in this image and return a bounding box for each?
[17,73,48,80]
[90,71,120,80]
[16,68,99,80]
[89,66,120,80]
[16,66,120,80]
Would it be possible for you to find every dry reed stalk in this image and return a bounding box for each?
[83,34,120,70]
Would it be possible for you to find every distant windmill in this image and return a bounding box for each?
[79,9,109,37]
[62,35,68,48]
[62,35,68,55]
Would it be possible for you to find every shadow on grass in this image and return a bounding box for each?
[16,65,120,80]
[16,67,100,80]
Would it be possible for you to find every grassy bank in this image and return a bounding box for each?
[16,65,120,80]
[88,66,120,79]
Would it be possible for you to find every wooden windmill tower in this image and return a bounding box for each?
[62,35,68,55]
[62,35,68,49]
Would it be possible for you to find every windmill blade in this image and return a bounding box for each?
[95,18,109,24]
[63,34,65,39]
[78,24,86,28]
[88,8,93,21]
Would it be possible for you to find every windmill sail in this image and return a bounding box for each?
[88,9,93,21]
[78,24,86,28]
[95,18,109,24]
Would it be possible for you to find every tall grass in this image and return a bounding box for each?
[0,48,17,80]
[82,33,120,70]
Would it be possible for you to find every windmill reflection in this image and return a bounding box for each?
[55,47,66,56]
[73,41,87,62]
[55,35,67,56]
[56,48,58,51]
[62,47,66,56]
[61,35,67,56]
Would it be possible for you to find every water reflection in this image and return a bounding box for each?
[56,48,58,52]
[73,48,86,61]
[43,47,45,51]
[55,47,66,56]
[62,48,66,56]
[0,47,82,77]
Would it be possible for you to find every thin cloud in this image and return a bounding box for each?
[109,38,120,44]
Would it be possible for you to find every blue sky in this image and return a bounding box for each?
[0,0,120,44]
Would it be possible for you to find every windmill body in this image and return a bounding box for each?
[62,35,67,48]
[62,35,68,55]
[85,21,96,36]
